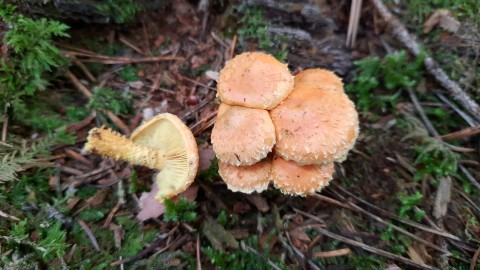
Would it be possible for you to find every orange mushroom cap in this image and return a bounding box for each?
[217,52,294,110]
[270,70,359,165]
[271,155,334,196]
[211,103,276,166]
[294,68,344,92]
[218,159,271,194]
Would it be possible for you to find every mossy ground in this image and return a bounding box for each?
[1,1,479,269]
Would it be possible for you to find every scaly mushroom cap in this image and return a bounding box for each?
[217,52,294,110]
[271,155,334,196]
[211,103,276,166]
[270,78,359,165]
[294,69,344,92]
[218,159,272,194]
[130,113,199,201]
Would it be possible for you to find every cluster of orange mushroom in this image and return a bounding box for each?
[211,52,359,196]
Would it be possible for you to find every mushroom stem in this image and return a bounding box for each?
[85,127,167,170]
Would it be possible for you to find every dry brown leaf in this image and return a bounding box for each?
[424,9,460,33]
[245,194,270,213]
[407,245,425,264]
[407,243,432,264]
[289,227,311,242]
[198,143,215,171]
[136,177,199,221]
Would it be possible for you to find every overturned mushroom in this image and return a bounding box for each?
[211,103,275,166]
[217,52,294,110]
[85,113,199,201]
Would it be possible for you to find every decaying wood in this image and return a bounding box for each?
[370,0,480,123]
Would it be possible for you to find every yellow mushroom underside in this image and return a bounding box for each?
[131,114,198,201]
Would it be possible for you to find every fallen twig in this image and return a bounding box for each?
[102,202,122,229]
[1,115,8,142]
[78,220,100,251]
[314,248,352,258]
[329,189,452,255]
[440,125,480,141]
[313,226,437,270]
[470,247,480,270]
[346,0,363,47]
[240,241,284,270]
[196,234,202,270]
[110,225,179,266]
[405,89,480,190]
[436,93,478,127]
[78,55,183,64]
[65,70,130,134]
[284,232,322,270]
[0,210,20,222]
[334,185,463,242]
[370,0,480,123]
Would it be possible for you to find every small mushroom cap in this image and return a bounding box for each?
[218,159,272,194]
[294,69,344,92]
[131,113,199,201]
[271,155,334,196]
[217,52,294,110]
[270,80,359,165]
[211,103,276,166]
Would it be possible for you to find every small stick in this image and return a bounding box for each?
[314,248,352,258]
[312,193,351,209]
[196,234,202,270]
[57,43,98,55]
[142,20,151,54]
[229,35,238,60]
[60,166,84,176]
[66,70,92,98]
[313,226,436,270]
[0,210,20,221]
[240,241,285,270]
[78,220,101,251]
[346,0,363,47]
[102,202,122,229]
[111,237,166,266]
[78,55,183,64]
[459,165,480,190]
[440,125,480,140]
[189,111,217,131]
[292,208,326,224]
[73,58,96,82]
[436,93,478,127]
[66,70,130,134]
[1,115,8,142]
[119,35,145,55]
[406,89,480,190]
[284,232,322,270]
[64,148,94,168]
[470,246,480,270]
[110,225,179,266]
[193,116,216,136]
[334,185,463,241]
[407,88,439,137]
[370,0,480,123]
[179,75,217,91]
[210,32,229,49]
[330,189,453,255]
[181,94,216,120]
